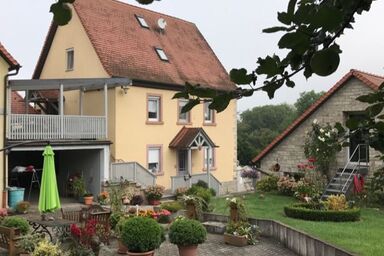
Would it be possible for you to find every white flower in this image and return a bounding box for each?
[318,136,325,142]
[320,128,325,133]
[313,119,318,124]
[316,148,319,151]
[332,128,338,133]
[325,132,331,138]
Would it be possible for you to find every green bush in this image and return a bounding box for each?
[256,176,278,192]
[109,211,123,230]
[195,180,208,189]
[2,216,30,235]
[169,217,207,246]
[160,201,183,213]
[284,203,360,222]
[187,186,212,203]
[121,217,163,253]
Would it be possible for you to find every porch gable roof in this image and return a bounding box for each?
[169,127,217,149]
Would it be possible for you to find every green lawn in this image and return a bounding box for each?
[211,193,384,256]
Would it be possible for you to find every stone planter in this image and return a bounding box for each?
[223,233,248,247]
[177,245,198,256]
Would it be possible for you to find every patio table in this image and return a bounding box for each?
[28,218,76,241]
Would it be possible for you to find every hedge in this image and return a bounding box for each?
[284,203,361,222]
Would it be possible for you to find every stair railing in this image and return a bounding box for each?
[339,144,367,193]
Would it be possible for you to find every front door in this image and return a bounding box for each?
[349,114,369,162]
[178,150,188,176]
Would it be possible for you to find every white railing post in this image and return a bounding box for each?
[104,84,108,138]
[59,84,64,139]
[134,162,137,183]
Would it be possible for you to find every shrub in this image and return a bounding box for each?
[32,240,64,256]
[277,176,297,196]
[16,234,43,253]
[195,180,208,189]
[169,217,207,246]
[256,176,278,192]
[284,203,360,222]
[160,201,183,213]
[130,195,144,205]
[2,216,30,235]
[367,167,384,206]
[109,212,124,230]
[323,194,348,211]
[121,217,163,253]
[186,185,213,211]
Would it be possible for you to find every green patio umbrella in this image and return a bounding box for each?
[38,145,61,213]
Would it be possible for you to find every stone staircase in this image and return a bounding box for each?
[202,221,226,234]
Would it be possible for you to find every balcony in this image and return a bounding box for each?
[8,114,106,140]
[7,77,131,141]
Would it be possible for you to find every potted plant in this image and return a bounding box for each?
[180,195,206,220]
[121,216,164,256]
[32,239,63,256]
[144,185,165,205]
[169,216,207,256]
[97,191,109,205]
[1,216,30,236]
[224,221,260,247]
[16,201,30,214]
[226,197,247,222]
[72,176,86,201]
[83,192,94,205]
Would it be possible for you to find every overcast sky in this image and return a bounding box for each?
[1,0,383,113]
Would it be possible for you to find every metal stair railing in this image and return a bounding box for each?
[110,161,156,187]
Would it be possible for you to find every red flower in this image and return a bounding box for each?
[70,224,81,237]
[308,157,316,163]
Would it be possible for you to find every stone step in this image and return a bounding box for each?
[202,221,226,234]
[325,188,343,193]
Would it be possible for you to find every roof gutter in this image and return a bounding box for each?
[3,66,20,196]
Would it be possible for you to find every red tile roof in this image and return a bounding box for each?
[252,69,384,163]
[33,0,235,92]
[0,42,20,70]
[11,92,40,114]
[169,127,217,149]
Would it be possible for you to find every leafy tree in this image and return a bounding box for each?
[294,90,325,115]
[49,0,375,113]
[237,104,296,165]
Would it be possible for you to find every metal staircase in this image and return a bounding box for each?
[321,144,369,200]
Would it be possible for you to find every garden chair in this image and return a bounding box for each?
[0,226,19,256]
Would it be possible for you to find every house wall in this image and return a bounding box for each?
[260,78,381,176]
[0,57,9,207]
[38,6,238,190]
[114,86,237,189]
[38,6,116,155]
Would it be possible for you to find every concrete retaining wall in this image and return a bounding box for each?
[202,212,356,256]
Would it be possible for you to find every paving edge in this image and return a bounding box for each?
[200,212,357,256]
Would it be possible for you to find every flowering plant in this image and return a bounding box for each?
[304,120,344,176]
[70,219,109,250]
[97,191,109,205]
[241,168,260,179]
[145,185,165,200]
[225,221,260,245]
[277,176,297,196]
[157,209,172,223]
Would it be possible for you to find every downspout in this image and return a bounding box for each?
[3,67,20,207]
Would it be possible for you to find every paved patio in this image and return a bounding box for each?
[108,234,297,256]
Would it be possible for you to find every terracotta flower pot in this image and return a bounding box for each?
[118,239,128,254]
[223,233,248,247]
[83,196,94,205]
[127,250,154,256]
[149,199,160,206]
[177,245,198,256]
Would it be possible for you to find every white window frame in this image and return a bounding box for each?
[204,102,214,124]
[148,146,162,174]
[135,15,150,29]
[147,96,161,122]
[155,47,169,61]
[66,48,74,71]
[178,99,190,123]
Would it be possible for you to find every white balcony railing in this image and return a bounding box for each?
[8,114,107,140]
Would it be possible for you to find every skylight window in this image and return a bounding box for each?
[155,47,169,61]
[135,15,149,28]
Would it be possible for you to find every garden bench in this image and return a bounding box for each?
[0,226,19,256]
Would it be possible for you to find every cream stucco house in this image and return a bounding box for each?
[7,0,237,197]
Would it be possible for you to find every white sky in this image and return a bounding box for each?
[1,0,383,113]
